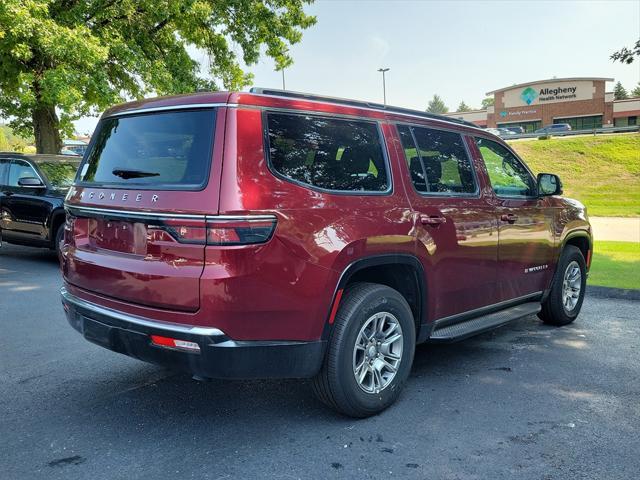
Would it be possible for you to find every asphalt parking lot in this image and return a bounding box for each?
[1,244,639,480]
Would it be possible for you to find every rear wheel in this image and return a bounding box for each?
[312,282,415,417]
[539,245,586,326]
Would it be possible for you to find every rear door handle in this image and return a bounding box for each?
[500,213,518,224]
[420,215,447,226]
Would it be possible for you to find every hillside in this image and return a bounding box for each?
[508,134,640,217]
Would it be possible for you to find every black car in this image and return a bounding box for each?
[0,153,80,253]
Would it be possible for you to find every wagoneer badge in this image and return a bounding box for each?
[75,190,159,202]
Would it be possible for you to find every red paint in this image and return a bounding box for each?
[61,91,592,344]
[328,289,344,325]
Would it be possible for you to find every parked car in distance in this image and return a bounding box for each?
[535,123,572,135]
[497,127,518,137]
[484,127,501,136]
[60,89,592,417]
[0,153,80,254]
[503,126,525,134]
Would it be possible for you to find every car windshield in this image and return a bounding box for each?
[37,162,80,189]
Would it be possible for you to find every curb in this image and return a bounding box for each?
[587,285,640,301]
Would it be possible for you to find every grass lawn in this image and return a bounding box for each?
[588,241,640,290]
[508,134,640,217]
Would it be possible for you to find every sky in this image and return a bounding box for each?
[74,0,640,134]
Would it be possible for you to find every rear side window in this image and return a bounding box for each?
[266,112,389,192]
[78,109,216,189]
[397,124,476,195]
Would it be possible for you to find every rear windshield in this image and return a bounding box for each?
[78,109,216,189]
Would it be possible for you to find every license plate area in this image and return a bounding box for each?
[87,218,147,254]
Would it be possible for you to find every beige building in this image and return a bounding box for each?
[446,77,639,132]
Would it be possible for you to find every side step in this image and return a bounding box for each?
[429,302,542,342]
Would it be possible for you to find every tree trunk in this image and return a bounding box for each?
[32,104,62,154]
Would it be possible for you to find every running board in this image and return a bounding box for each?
[429,302,541,342]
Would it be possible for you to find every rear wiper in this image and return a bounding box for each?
[112,168,160,180]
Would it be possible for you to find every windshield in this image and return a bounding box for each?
[78,109,216,189]
[38,162,79,189]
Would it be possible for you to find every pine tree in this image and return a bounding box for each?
[457,101,472,112]
[630,82,640,98]
[614,81,629,100]
[426,95,449,114]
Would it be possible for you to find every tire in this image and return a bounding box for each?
[538,245,586,326]
[54,223,64,256]
[311,282,416,418]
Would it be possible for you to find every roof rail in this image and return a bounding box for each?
[249,87,479,129]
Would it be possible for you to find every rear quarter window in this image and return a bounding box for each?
[78,109,216,189]
[266,112,390,193]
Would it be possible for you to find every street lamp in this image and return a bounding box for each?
[377,67,390,106]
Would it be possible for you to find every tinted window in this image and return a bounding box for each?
[397,124,476,194]
[79,109,216,188]
[0,159,9,185]
[267,113,389,192]
[475,138,536,197]
[8,161,38,187]
[38,162,79,190]
[397,125,427,193]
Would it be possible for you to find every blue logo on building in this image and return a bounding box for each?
[520,87,538,105]
[499,111,507,117]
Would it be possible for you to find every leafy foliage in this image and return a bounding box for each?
[481,97,494,109]
[631,82,640,98]
[613,81,629,100]
[0,0,316,152]
[426,94,448,114]
[611,39,640,64]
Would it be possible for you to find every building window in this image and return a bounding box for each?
[496,121,541,133]
[614,116,638,127]
[554,115,602,131]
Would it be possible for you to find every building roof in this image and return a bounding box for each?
[486,77,614,95]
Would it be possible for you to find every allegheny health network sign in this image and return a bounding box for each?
[501,80,596,108]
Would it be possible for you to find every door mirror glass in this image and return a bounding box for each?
[537,173,562,196]
[17,177,44,188]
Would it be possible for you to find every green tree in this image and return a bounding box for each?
[481,97,494,109]
[0,0,316,153]
[614,81,629,100]
[426,94,448,114]
[0,127,9,151]
[611,39,640,64]
[631,82,640,98]
[456,100,472,112]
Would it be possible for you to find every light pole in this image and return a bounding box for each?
[280,48,290,90]
[378,67,389,105]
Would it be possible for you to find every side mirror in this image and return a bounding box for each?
[17,177,45,188]
[537,173,562,196]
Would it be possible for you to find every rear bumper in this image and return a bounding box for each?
[61,287,325,379]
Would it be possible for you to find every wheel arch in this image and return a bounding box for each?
[49,208,66,247]
[323,254,430,344]
[561,230,592,271]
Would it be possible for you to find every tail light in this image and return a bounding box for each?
[149,215,277,246]
[150,335,201,353]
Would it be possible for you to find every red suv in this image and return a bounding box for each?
[60,89,592,417]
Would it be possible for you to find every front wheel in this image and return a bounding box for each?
[539,245,587,326]
[311,282,416,417]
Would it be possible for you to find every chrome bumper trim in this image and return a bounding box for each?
[60,286,226,337]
